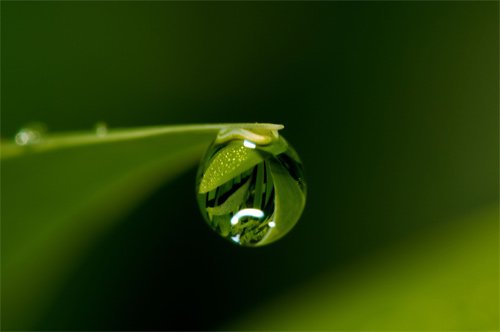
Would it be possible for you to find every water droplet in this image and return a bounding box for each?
[196,128,306,247]
[15,123,47,146]
[95,122,108,137]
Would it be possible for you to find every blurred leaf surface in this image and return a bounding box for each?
[1,123,280,329]
[229,207,499,330]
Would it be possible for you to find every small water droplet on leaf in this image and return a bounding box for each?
[95,122,108,137]
[15,123,47,146]
[196,128,306,247]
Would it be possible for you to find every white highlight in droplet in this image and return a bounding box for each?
[231,234,241,243]
[231,208,265,225]
[243,140,256,149]
[268,221,276,228]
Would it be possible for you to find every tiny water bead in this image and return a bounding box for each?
[14,123,47,146]
[196,127,306,247]
[94,122,108,137]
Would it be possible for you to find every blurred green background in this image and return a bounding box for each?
[1,1,498,330]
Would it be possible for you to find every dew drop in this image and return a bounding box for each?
[94,122,108,137]
[196,128,306,247]
[14,123,47,146]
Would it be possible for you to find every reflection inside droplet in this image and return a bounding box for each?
[243,140,256,149]
[196,128,306,247]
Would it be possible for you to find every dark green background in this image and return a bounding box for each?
[2,2,498,330]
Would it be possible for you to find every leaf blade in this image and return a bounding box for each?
[1,123,282,329]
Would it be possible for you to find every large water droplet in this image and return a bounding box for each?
[196,128,306,247]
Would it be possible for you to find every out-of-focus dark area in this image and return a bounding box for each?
[1,2,498,330]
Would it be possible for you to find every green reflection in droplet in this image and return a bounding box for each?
[196,128,306,247]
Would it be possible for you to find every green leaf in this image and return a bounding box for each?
[206,178,251,216]
[227,206,499,330]
[258,158,306,246]
[198,137,287,193]
[0,123,282,329]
